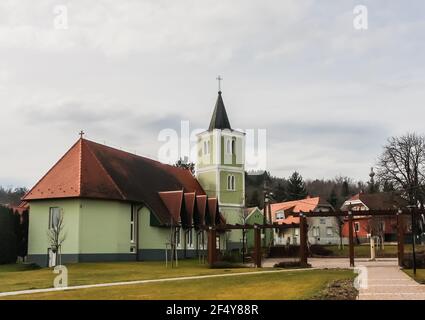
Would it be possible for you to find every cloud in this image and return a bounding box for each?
[1,0,425,187]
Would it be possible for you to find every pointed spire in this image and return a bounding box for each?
[208,91,232,131]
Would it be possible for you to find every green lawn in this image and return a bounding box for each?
[322,245,425,258]
[2,269,356,300]
[404,269,425,284]
[0,260,265,293]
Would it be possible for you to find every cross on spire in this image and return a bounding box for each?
[79,130,85,139]
[216,75,223,92]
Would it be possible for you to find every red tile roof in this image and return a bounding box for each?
[23,138,208,225]
[343,192,408,211]
[270,197,333,225]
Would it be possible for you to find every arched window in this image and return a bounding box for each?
[231,175,236,190]
[203,141,207,155]
[207,141,210,154]
[226,139,231,154]
[231,139,236,155]
[227,175,231,190]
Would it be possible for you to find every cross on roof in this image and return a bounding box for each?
[216,75,223,92]
[79,130,85,139]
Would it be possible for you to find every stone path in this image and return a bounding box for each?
[264,257,425,300]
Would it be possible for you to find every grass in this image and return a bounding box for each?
[322,244,425,258]
[2,269,356,300]
[0,260,268,293]
[403,269,425,284]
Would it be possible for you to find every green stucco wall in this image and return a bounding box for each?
[196,171,217,198]
[79,200,132,254]
[138,206,170,250]
[28,199,81,255]
[219,171,244,205]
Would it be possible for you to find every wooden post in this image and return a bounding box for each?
[299,214,308,267]
[348,211,355,267]
[254,226,262,268]
[207,227,217,266]
[397,211,405,267]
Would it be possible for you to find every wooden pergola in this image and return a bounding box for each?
[206,209,422,268]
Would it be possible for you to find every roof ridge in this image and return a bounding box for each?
[22,139,81,200]
[83,139,127,201]
[78,139,83,195]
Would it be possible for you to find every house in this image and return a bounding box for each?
[340,192,409,243]
[242,207,272,249]
[24,89,246,266]
[270,196,340,245]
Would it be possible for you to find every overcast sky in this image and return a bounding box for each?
[1,0,424,188]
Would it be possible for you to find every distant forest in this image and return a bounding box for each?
[0,187,28,206]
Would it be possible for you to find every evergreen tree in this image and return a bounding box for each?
[328,187,338,207]
[0,205,17,264]
[286,171,308,200]
[274,182,287,202]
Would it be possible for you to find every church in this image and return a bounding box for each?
[24,89,246,266]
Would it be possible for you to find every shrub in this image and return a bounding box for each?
[210,261,248,269]
[273,261,311,268]
[0,206,17,264]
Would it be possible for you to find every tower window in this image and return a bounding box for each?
[226,139,231,154]
[227,174,236,191]
[231,139,235,155]
[203,140,210,155]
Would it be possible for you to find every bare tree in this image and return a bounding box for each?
[377,133,425,206]
[46,213,66,266]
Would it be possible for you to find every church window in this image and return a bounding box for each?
[49,207,61,229]
[231,139,236,155]
[226,139,231,154]
[227,175,236,191]
[130,209,135,243]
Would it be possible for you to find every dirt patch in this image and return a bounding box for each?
[310,279,358,300]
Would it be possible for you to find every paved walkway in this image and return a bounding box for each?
[264,258,425,300]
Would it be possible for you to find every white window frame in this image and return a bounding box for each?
[49,207,61,229]
[354,222,360,232]
[130,209,135,243]
[227,174,236,191]
[313,226,320,237]
[276,210,285,220]
[326,226,333,236]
